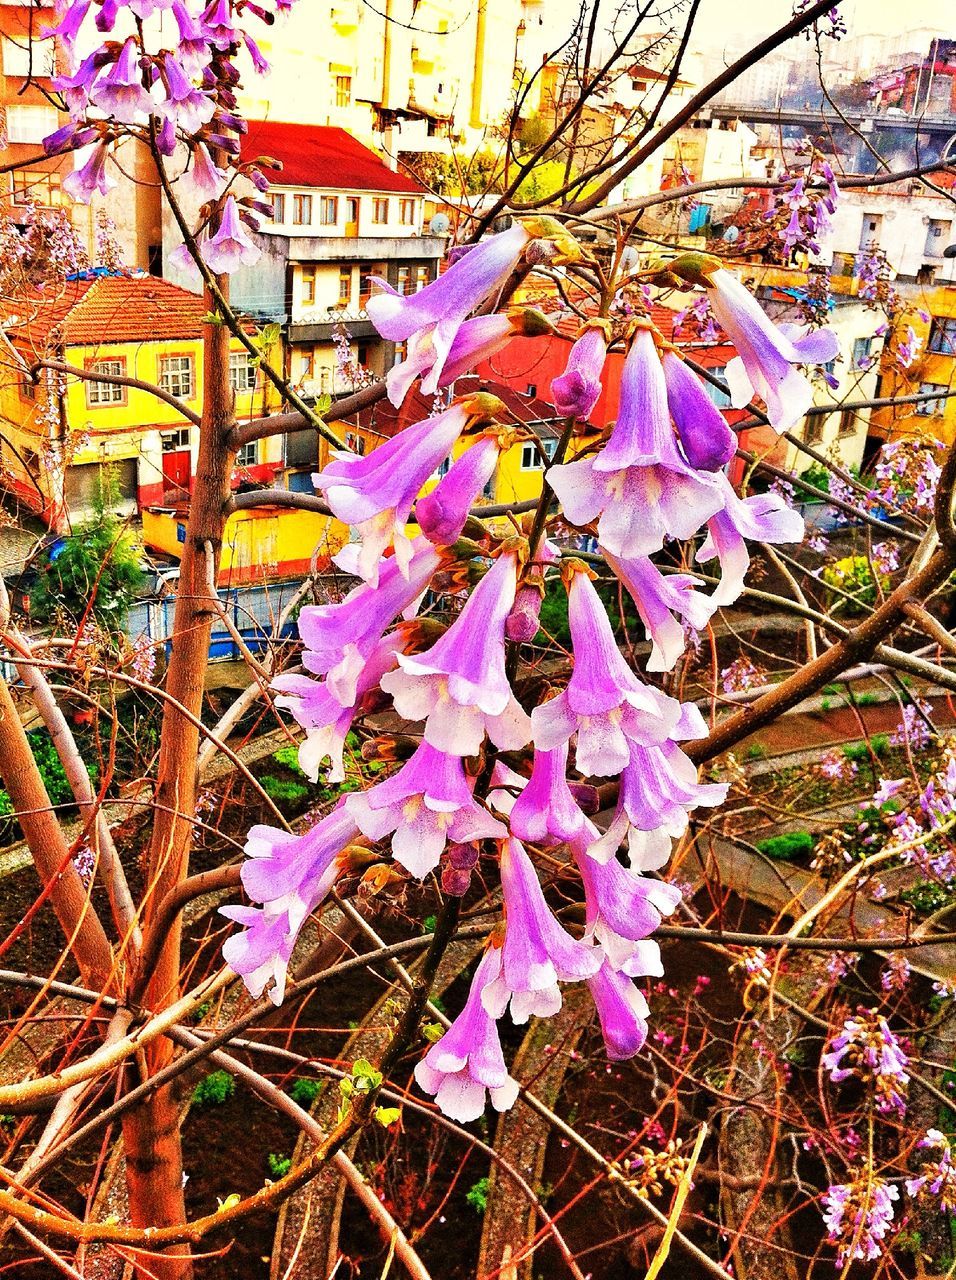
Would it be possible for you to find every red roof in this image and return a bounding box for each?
[1,273,209,351]
[342,377,567,443]
[244,120,424,195]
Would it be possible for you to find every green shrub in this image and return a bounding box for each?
[192,1070,235,1107]
[289,1078,322,1107]
[756,831,814,861]
[854,692,879,707]
[821,555,888,615]
[843,734,889,763]
[744,743,767,760]
[271,745,304,775]
[466,1176,490,1213]
[901,881,956,916]
[260,775,310,804]
[267,1152,292,1179]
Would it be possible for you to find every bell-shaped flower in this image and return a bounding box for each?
[298,538,440,704]
[697,472,805,606]
[661,349,736,471]
[703,265,839,432]
[367,222,531,389]
[508,743,586,845]
[551,323,607,422]
[90,38,153,124]
[530,565,682,777]
[201,0,239,50]
[345,740,506,879]
[415,430,505,545]
[386,309,553,407]
[481,838,601,1024]
[313,398,482,584]
[587,960,651,1060]
[173,0,211,73]
[549,328,723,559]
[273,634,402,784]
[160,53,215,133]
[202,195,261,274]
[588,734,727,868]
[62,142,115,203]
[381,551,531,756]
[46,0,90,53]
[186,141,227,200]
[221,803,359,1004]
[54,50,106,115]
[414,945,519,1122]
[604,550,715,673]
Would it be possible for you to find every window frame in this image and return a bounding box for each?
[372,197,389,225]
[292,193,313,226]
[235,440,258,467]
[916,381,950,416]
[520,438,558,471]
[928,317,956,356]
[338,266,352,305]
[85,357,128,407]
[399,198,416,226]
[229,351,257,396]
[161,427,191,453]
[301,266,317,305]
[320,195,339,226]
[271,192,286,223]
[158,353,195,402]
[335,73,352,108]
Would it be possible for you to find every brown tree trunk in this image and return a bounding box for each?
[121,285,235,1280]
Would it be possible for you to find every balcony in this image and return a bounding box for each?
[285,234,445,264]
[289,306,379,343]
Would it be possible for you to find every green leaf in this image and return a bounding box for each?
[201,310,224,325]
[374,1107,401,1128]
[422,1022,444,1044]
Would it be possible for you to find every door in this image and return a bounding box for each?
[161,429,191,499]
[345,197,359,237]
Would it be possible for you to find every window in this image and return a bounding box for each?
[397,266,413,295]
[372,197,389,224]
[292,193,313,226]
[852,336,874,369]
[12,169,62,207]
[7,105,59,143]
[345,431,367,455]
[520,438,558,470]
[805,415,824,444]
[235,440,258,467]
[301,266,317,305]
[399,198,416,226]
[837,407,857,436]
[525,383,537,397]
[335,74,352,107]
[229,352,257,394]
[703,365,732,408]
[320,195,338,225]
[161,427,190,452]
[159,355,194,401]
[86,359,126,406]
[299,351,315,380]
[415,265,429,292]
[20,374,36,402]
[631,78,648,91]
[271,192,286,223]
[3,36,55,78]
[916,382,949,416]
[338,267,352,305]
[929,317,956,355]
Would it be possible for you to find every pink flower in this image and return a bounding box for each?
[414,945,519,1122]
[90,38,153,124]
[548,329,723,558]
[508,743,586,845]
[697,473,804,606]
[159,54,215,133]
[551,324,606,421]
[530,566,682,776]
[202,195,261,274]
[381,551,531,756]
[63,143,115,203]
[298,538,440,702]
[313,400,473,583]
[201,0,239,50]
[661,350,736,471]
[415,431,503,545]
[604,551,715,673]
[186,141,227,199]
[345,741,506,879]
[222,803,359,1003]
[587,960,651,1060]
[481,839,601,1023]
[703,266,839,432]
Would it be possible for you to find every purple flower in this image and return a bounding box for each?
[661,350,736,471]
[696,473,804,606]
[907,1129,956,1213]
[873,777,905,804]
[700,264,839,431]
[90,38,153,124]
[173,0,211,73]
[548,328,724,559]
[368,223,531,388]
[508,743,586,845]
[530,565,682,777]
[346,740,506,879]
[481,839,600,1023]
[314,399,477,583]
[381,551,531,756]
[160,54,215,133]
[186,141,227,199]
[414,945,519,1122]
[46,0,91,49]
[62,143,115,203]
[202,0,239,50]
[551,324,607,421]
[298,538,440,702]
[823,1009,909,1115]
[604,551,715,673]
[587,960,651,1060]
[222,803,359,1003]
[202,195,261,275]
[823,1174,898,1264]
[386,309,552,407]
[273,634,401,783]
[416,431,503,545]
[572,831,681,968]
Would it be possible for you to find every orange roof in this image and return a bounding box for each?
[1,273,208,351]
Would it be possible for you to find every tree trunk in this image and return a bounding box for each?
[121,285,235,1280]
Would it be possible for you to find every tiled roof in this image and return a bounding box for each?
[0,273,208,351]
[245,120,424,195]
[342,378,567,442]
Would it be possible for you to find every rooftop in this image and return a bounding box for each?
[244,120,424,196]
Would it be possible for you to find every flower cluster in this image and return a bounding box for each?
[823,1172,898,1264]
[906,1129,956,1214]
[871,438,943,516]
[823,1008,909,1115]
[765,149,840,257]
[218,224,830,1122]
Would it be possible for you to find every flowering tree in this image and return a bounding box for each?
[0,2,956,1279]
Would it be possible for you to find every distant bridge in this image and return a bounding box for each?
[701,102,956,147]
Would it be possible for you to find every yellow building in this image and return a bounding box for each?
[871,281,956,447]
[0,272,283,532]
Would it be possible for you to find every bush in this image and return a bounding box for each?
[267,1152,292,1179]
[259,775,310,804]
[271,746,304,775]
[289,1078,322,1107]
[756,831,814,861]
[821,556,888,615]
[192,1070,235,1107]
[843,734,889,762]
[466,1176,490,1213]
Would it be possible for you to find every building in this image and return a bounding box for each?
[164,121,446,404]
[870,281,956,448]
[0,271,282,530]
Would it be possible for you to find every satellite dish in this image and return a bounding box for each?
[619,246,639,273]
[429,213,450,235]
[722,225,740,243]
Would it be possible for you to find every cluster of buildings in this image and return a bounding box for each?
[0,1,953,596]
